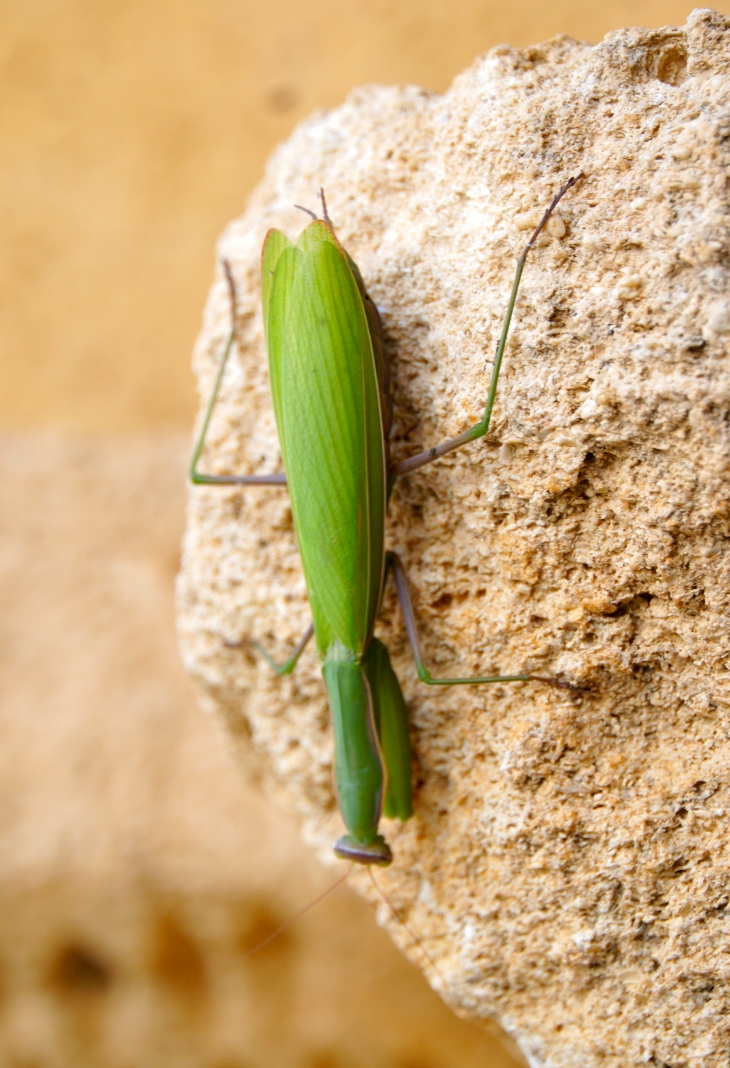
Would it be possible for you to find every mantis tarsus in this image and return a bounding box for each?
[191,175,583,867]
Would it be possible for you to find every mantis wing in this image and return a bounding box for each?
[266,223,387,658]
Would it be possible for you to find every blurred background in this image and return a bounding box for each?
[1,2,727,1066]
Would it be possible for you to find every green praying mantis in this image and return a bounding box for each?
[191,175,582,867]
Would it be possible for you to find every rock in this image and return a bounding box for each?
[177,10,730,1066]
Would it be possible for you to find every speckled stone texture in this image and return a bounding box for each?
[177,10,730,1066]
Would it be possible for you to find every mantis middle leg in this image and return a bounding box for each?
[387,553,577,691]
[227,622,315,676]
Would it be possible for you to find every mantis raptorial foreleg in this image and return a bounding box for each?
[387,553,578,692]
[391,173,582,479]
[363,637,413,820]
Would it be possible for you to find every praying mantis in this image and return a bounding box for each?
[190,175,582,867]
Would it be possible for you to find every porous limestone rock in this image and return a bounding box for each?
[177,10,730,1066]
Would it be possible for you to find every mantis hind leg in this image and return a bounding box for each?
[190,260,287,487]
[392,175,582,479]
[387,553,577,691]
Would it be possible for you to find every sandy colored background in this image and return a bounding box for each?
[3,2,730,1066]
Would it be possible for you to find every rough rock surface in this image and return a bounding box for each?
[178,10,730,1066]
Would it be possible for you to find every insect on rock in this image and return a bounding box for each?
[190,176,583,866]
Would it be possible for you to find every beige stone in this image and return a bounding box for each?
[178,10,730,1065]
